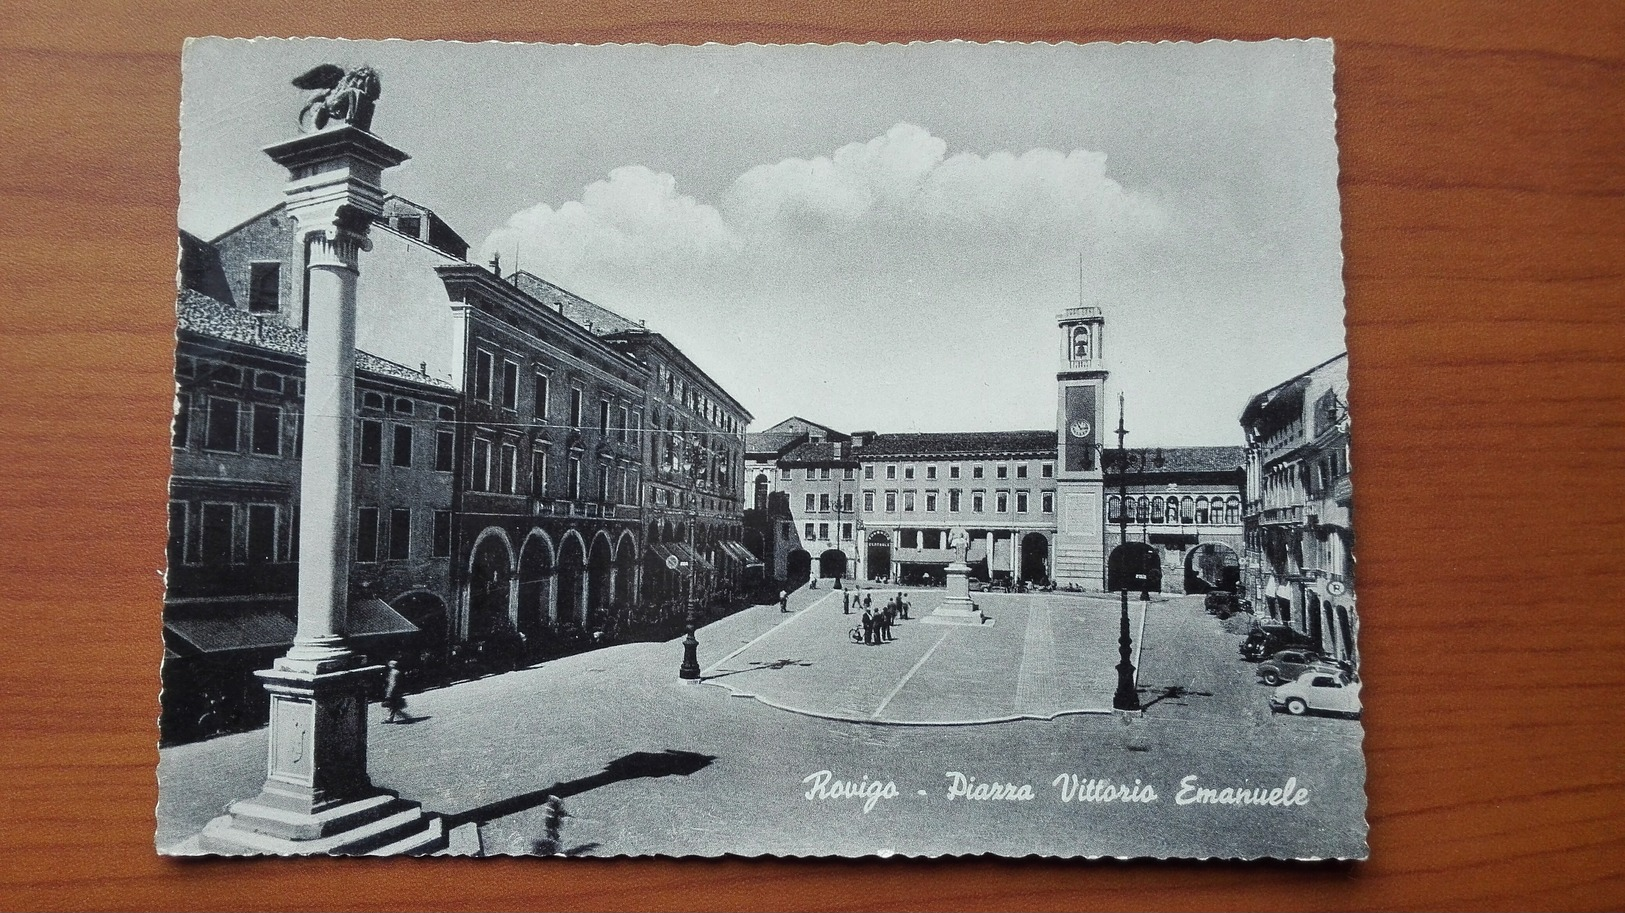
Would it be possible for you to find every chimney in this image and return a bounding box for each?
[488,252,501,275]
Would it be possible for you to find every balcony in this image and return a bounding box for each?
[1332,475,1353,504]
[1260,504,1304,527]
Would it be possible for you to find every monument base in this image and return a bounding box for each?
[924,560,994,627]
[195,792,446,856]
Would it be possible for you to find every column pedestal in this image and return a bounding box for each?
[924,561,993,627]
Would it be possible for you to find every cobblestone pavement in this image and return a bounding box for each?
[157,590,1366,859]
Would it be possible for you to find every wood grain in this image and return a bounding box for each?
[1,1,1621,909]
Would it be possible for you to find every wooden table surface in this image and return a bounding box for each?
[1,2,1621,910]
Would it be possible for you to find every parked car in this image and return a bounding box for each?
[1270,672,1363,718]
[1256,648,1340,686]
[1240,621,1318,661]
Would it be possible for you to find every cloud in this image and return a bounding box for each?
[480,123,1162,284]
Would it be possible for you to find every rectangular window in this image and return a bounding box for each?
[900,529,918,549]
[167,500,187,566]
[904,466,915,480]
[842,492,854,512]
[804,523,815,539]
[356,507,379,562]
[972,490,985,512]
[288,505,298,562]
[863,491,875,511]
[392,424,413,467]
[357,418,384,465]
[569,389,583,429]
[500,442,518,493]
[923,529,941,550]
[997,465,1009,480]
[201,503,234,565]
[925,491,938,512]
[1016,490,1030,513]
[435,429,455,472]
[949,489,962,511]
[599,400,611,436]
[205,398,239,452]
[251,404,280,456]
[972,465,984,479]
[389,508,411,560]
[598,466,610,502]
[817,523,829,540]
[996,490,1010,513]
[841,522,853,541]
[568,457,581,500]
[475,350,493,402]
[472,438,491,491]
[903,490,916,512]
[949,465,961,480]
[864,466,874,480]
[534,373,550,420]
[531,450,548,496]
[618,406,629,442]
[1016,464,1028,479]
[246,504,277,564]
[805,493,816,512]
[885,491,897,512]
[819,467,830,480]
[1041,463,1054,479]
[780,467,791,480]
[172,395,190,449]
[432,510,452,558]
[819,493,830,512]
[501,361,519,409]
[1042,491,1054,513]
[926,465,937,480]
[248,262,280,313]
[886,465,897,480]
[843,468,855,480]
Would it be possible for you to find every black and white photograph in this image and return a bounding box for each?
[159,37,1363,859]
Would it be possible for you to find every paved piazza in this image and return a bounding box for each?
[702,588,1152,724]
[158,589,1366,859]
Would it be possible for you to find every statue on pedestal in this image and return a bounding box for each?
[293,64,382,132]
[948,528,970,565]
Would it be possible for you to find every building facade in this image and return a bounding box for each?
[1240,353,1357,663]
[1102,447,1247,595]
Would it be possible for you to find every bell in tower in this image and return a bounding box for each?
[1053,305,1109,589]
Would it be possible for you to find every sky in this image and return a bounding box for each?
[180,39,1346,446]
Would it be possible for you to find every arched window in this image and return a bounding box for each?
[1226,497,1240,524]
[753,474,769,512]
[1195,497,1210,524]
[1151,497,1165,524]
[1136,496,1149,523]
[1071,326,1090,361]
[1107,496,1122,522]
[1180,496,1196,524]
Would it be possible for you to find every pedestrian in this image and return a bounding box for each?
[843,590,851,614]
[901,597,911,620]
[883,605,895,641]
[779,589,788,613]
[861,608,875,645]
[810,577,818,590]
[863,591,872,611]
[381,660,407,723]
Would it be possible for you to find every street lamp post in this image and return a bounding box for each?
[679,453,702,680]
[1104,393,1164,712]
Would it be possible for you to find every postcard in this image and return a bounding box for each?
[159,37,1364,859]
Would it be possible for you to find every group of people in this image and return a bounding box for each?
[847,589,911,645]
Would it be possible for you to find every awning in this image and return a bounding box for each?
[649,542,715,574]
[717,539,763,569]
[967,539,989,563]
[164,597,419,656]
[672,542,715,574]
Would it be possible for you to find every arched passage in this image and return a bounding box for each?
[467,528,514,639]
[556,532,587,629]
[517,532,555,642]
[1336,605,1357,664]
[1107,541,1161,593]
[614,532,638,608]
[866,532,891,582]
[1183,542,1240,594]
[392,591,449,665]
[819,548,847,580]
[587,533,614,630]
[786,549,811,586]
[1020,533,1050,585]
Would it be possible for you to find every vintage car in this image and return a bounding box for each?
[1270,672,1363,718]
[1255,648,1340,685]
[1240,621,1319,661]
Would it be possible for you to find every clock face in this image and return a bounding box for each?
[1069,419,1092,439]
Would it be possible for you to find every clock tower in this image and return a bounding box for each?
[1053,306,1108,589]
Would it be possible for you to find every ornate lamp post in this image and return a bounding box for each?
[1103,394,1164,712]
[679,444,702,680]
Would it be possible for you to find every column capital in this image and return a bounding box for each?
[264,125,409,252]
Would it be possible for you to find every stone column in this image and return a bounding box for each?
[195,123,444,856]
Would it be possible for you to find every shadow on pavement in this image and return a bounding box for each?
[443,749,716,830]
[700,658,812,682]
[1138,684,1215,710]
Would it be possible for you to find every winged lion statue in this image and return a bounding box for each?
[292,64,382,132]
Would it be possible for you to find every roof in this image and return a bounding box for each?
[1123,446,1247,475]
[746,431,806,457]
[855,430,1058,460]
[176,289,456,390]
[1240,352,1349,428]
[757,416,847,439]
[509,271,644,336]
[780,441,860,465]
